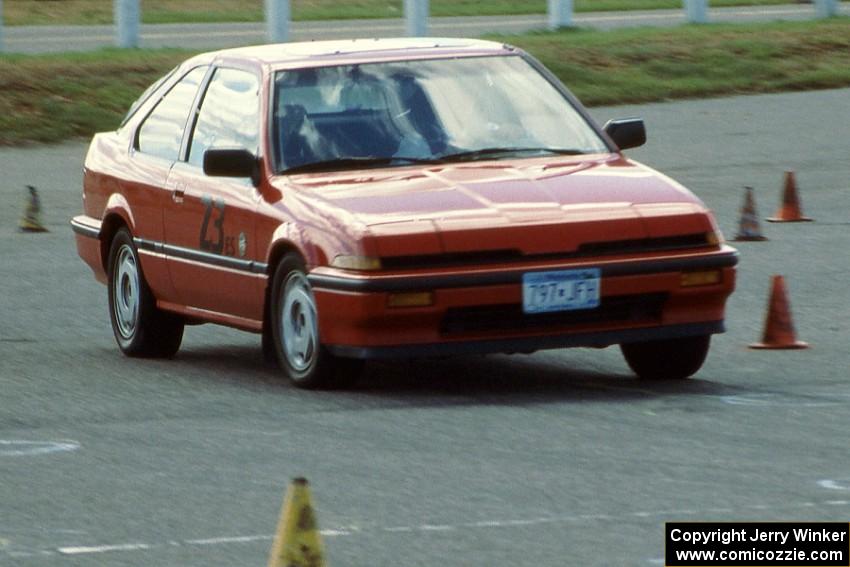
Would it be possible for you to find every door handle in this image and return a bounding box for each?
[172,187,185,204]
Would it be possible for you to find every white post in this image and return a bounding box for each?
[815,0,837,18]
[684,0,709,23]
[265,0,290,43]
[548,0,574,30]
[404,0,429,37]
[114,0,140,48]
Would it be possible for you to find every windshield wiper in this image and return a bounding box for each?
[437,147,586,163]
[280,148,586,174]
[281,156,439,175]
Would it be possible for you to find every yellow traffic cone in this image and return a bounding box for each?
[19,185,48,232]
[267,478,326,567]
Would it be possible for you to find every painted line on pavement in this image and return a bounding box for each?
[819,479,850,491]
[1,497,842,559]
[0,440,80,457]
[59,543,153,555]
[182,535,273,545]
[719,391,850,407]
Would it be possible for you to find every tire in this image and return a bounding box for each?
[261,323,278,365]
[107,228,184,358]
[270,254,362,389]
[620,335,711,380]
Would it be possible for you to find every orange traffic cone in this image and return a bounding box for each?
[733,186,767,241]
[19,185,48,232]
[766,171,812,222]
[749,275,809,350]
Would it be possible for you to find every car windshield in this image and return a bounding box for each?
[272,55,609,174]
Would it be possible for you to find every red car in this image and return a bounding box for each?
[72,38,737,389]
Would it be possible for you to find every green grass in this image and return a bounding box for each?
[2,19,850,145]
[0,49,190,144]
[3,0,797,26]
[492,19,850,105]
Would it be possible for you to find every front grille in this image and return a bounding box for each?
[381,249,522,270]
[440,293,667,335]
[576,233,710,256]
[381,234,710,271]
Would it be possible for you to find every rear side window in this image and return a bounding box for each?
[136,66,207,161]
[120,66,178,128]
[188,67,260,167]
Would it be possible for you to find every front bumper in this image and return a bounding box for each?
[309,246,738,359]
[71,215,107,284]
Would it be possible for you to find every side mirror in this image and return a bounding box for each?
[203,148,259,184]
[603,118,646,151]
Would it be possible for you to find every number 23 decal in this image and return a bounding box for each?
[199,195,226,254]
[199,194,239,256]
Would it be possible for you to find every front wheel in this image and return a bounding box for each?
[107,228,184,358]
[270,254,362,389]
[620,335,711,380]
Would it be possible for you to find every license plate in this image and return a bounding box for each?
[522,268,601,314]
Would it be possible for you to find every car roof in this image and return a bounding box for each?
[185,37,516,70]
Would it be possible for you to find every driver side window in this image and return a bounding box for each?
[136,66,207,161]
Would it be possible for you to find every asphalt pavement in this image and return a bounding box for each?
[2,3,847,54]
[1,87,850,566]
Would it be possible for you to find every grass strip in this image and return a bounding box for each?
[1,19,849,145]
[3,0,797,26]
[491,18,850,106]
[0,49,190,145]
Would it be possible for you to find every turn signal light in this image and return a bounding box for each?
[330,255,382,271]
[706,229,724,246]
[681,270,721,287]
[387,291,434,308]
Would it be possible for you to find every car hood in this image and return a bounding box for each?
[272,155,715,257]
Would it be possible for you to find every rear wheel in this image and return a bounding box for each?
[107,228,184,357]
[620,335,711,380]
[270,254,362,389]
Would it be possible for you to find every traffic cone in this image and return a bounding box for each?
[733,186,767,241]
[749,275,809,350]
[267,478,326,567]
[19,185,48,232]
[766,171,812,222]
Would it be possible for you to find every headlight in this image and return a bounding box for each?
[330,255,382,271]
